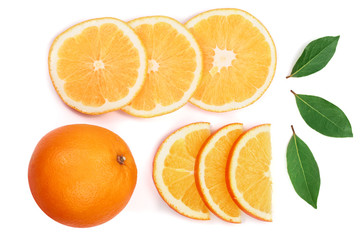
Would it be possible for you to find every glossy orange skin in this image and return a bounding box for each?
[28,124,137,228]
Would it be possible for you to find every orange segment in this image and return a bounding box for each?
[195,123,244,223]
[49,18,147,114]
[226,124,272,221]
[122,16,202,117]
[153,123,211,219]
[186,9,276,112]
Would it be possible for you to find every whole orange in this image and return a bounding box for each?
[28,124,137,228]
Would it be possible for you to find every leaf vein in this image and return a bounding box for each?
[296,95,342,130]
[291,40,336,77]
[293,134,315,205]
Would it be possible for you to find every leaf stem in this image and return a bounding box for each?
[290,90,297,96]
[286,75,292,79]
[291,125,296,135]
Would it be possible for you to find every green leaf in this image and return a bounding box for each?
[287,36,339,78]
[287,126,320,209]
[291,91,353,138]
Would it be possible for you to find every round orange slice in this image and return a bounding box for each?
[186,9,276,112]
[195,123,244,223]
[153,122,210,220]
[49,18,147,114]
[122,16,202,117]
[226,124,272,221]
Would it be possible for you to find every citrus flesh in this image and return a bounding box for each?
[122,16,202,117]
[49,18,147,114]
[153,122,210,219]
[186,9,276,112]
[227,124,272,221]
[195,123,244,223]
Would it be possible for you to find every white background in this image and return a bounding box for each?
[1,0,359,239]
